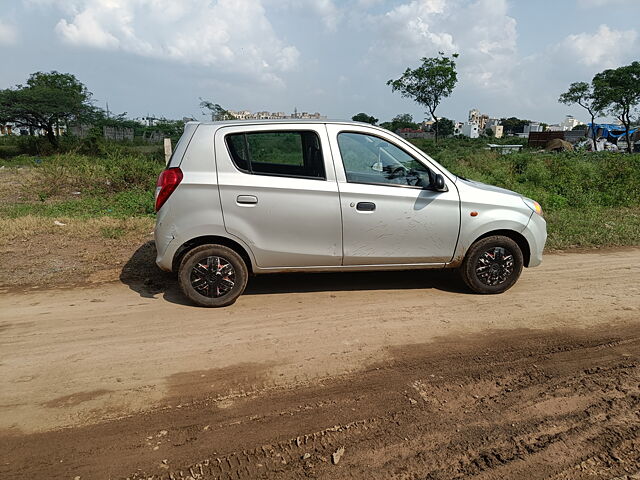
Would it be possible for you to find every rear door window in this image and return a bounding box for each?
[225,131,325,179]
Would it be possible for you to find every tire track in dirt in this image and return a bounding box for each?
[101,325,640,480]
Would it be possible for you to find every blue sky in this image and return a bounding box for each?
[1,0,639,125]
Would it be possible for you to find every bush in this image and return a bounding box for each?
[410,139,640,212]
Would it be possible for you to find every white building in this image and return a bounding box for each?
[461,122,480,138]
[524,123,544,134]
[225,110,326,121]
[560,115,584,131]
[134,116,159,127]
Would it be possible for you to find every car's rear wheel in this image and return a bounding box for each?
[178,244,248,307]
[460,235,523,294]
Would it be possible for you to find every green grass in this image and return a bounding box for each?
[2,189,155,218]
[410,137,640,250]
[1,138,639,250]
[545,207,640,249]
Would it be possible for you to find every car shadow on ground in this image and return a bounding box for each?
[120,241,472,307]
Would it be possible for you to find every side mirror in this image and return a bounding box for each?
[431,173,447,192]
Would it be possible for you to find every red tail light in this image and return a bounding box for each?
[155,167,183,212]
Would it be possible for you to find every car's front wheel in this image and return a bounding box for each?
[178,244,248,307]
[460,236,524,294]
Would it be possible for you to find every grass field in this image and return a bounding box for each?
[1,137,639,251]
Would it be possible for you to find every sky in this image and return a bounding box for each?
[1,0,639,125]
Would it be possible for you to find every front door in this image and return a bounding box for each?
[326,126,460,265]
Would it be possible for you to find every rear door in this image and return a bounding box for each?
[326,124,460,265]
[216,124,342,269]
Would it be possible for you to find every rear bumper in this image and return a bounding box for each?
[522,212,547,267]
[154,216,177,272]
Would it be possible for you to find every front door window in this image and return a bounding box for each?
[337,132,433,188]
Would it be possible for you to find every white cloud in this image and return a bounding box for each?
[366,0,518,90]
[36,0,300,86]
[556,24,638,69]
[274,0,343,32]
[0,19,18,45]
[579,0,636,7]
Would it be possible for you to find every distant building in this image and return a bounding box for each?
[226,110,326,121]
[524,123,544,135]
[560,115,584,131]
[461,122,480,138]
[488,124,504,138]
[134,116,159,127]
[0,124,14,136]
[0,122,66,137]
[469,108,489,130]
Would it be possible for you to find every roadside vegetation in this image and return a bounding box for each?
[413,137,640,249]
[1,135,638,253]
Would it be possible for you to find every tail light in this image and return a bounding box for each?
[155,167,183,212]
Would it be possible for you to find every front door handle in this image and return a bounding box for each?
[237,195,258,205]
[356,201,376,212]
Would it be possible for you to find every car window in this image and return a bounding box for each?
[337,132,432,188]
[226,131,325,180]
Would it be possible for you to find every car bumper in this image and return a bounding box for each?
[522,212,547,267]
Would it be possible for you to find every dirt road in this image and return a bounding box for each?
[1,248,639,479]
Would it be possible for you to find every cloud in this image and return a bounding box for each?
[579,0,636,7]
[274,0,343,32]
[38,0,300,86]
[365,0,518,90]
[0,19,18,45]
[556,24,638,69]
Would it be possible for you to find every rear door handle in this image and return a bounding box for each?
[356,201,376,212]
[237,195,258,205]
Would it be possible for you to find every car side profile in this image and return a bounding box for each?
[154,120,547,307]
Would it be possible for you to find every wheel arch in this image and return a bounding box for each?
[474,229,531,267]
[172,235,254,274]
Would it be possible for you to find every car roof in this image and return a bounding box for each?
[188,119,377,128]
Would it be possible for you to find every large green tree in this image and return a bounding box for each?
[387,52,458,143]
[559,81,601,151]
[351,112,378,125]
[379,113,419,132]
[0,71,93,146]
[499,117,530,134]
[437,117,455,137]
[592,61,640,153]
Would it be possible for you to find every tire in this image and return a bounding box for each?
[178,244,248,307]
[460,235,524,294]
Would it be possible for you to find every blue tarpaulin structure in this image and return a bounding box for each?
[587,123,638,139]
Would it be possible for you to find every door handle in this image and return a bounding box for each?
[356,201,376,212]
[237,195,258,205]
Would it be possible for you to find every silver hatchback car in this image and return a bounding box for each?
[155,120,546,307]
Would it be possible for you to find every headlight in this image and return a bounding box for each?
[523,197,543,217]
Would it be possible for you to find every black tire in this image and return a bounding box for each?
[178,244,248,307]
[460,236,523,294]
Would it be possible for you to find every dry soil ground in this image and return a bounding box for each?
[1,248,639,479]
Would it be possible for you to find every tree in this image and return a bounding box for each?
[387,52,459,143]
[592,62,640,153]
[559,81,601,151]
[379,113,419,132]
[437,117,455,137]
[351,112,378,125]
[0,71,93,146]
[199,98,235,121]
[499,117,530,135]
